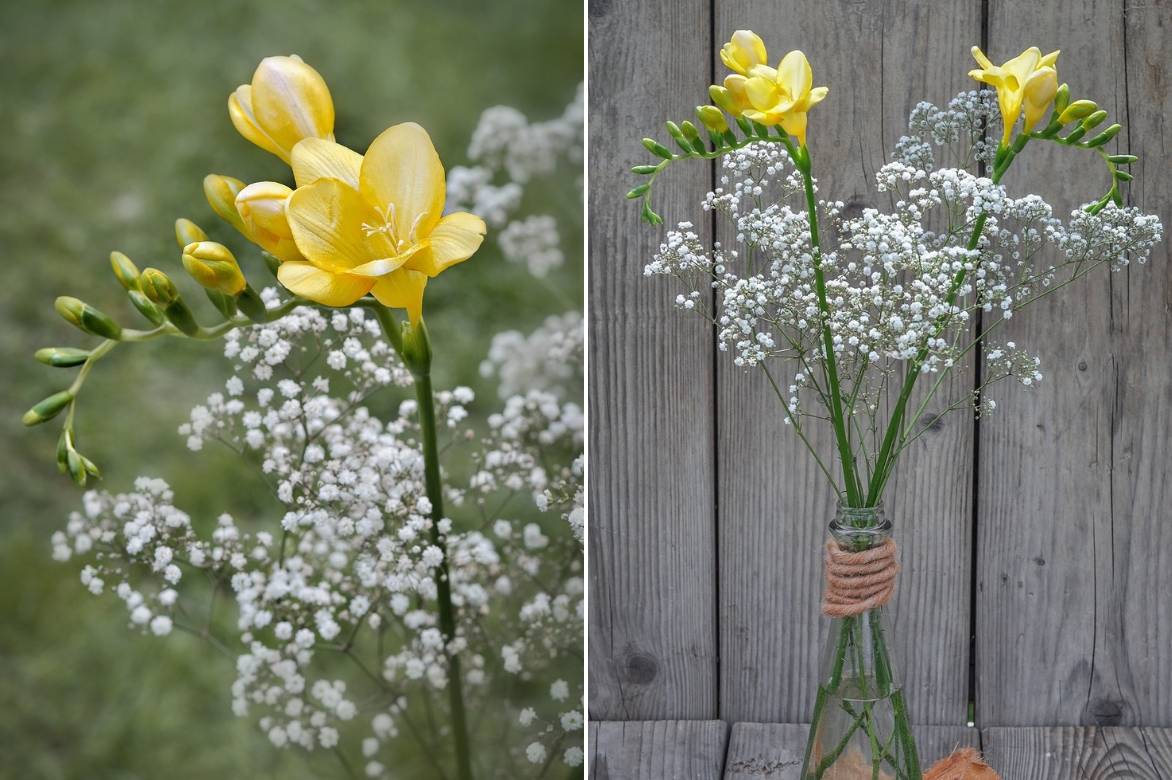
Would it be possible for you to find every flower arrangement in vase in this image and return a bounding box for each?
[631,30,1161,779]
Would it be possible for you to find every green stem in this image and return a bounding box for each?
[795,145,862,505]
[866,150,1016,505]
[410,347,474,780]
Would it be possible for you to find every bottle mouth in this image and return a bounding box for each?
[829,502,891,549]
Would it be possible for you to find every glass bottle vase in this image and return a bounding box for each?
[800,505,921,780]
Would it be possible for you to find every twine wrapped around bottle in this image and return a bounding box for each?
[820,536,900,617]
[923,747,1002,779]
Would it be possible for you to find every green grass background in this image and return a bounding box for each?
[0,1,582,777]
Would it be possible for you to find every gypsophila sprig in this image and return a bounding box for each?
[30,55,583,780]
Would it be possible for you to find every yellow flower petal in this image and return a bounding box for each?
[805,86,829,108]
[235,181,304,263]
[970,46,994,70]
[1022,67,1058,133]
[371,269,428,325]
[250,55,335,162]
[277,262,373,307]
[1039,49,1060,68]
[291,138,362,189]
[286,179,394,272]
[745,76,782,112]
[720,30,768,76]
[777,50,813,103]
[722,75,752,114]
[360,122,446,245]
[348,245,424,277]
[780,111,809,147]
[406,212,486,278]
[228,86,284,159]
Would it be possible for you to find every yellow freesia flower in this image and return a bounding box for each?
[969,46,1059,145]
[711,33,828,148]
[229,55,335,163]
[720,30,767,75]
[740,50,828,146]
[278,123,486,322]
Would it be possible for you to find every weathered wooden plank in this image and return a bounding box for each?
[722,723,979,778]
[982,726,1172,778]
[713,0,981,725]
[589,721,730,780]
[976,0,1166,726]
[587,0,718,719]
[1112,0,1172,727]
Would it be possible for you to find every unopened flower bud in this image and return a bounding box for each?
[1084,123,1122,148]
[234,181,303,262]
[696,105,729,133]
[109,251,141,291]
[1053,83,1070,114]
[54,296,122,340]
[22,389,75,426]
[139,268,179,306]
[204,174,247,233]
[1081,110,1108,130]
[182,241,246,295]
[1057,99,1097,125]
[175,218,209,248]
[141,268,200,336]
[35,347,90,367]
[127,290,166,325]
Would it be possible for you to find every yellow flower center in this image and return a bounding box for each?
[360,203,425,253]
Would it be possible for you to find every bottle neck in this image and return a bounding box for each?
[829,503,890,552]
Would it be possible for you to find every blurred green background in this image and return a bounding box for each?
[0,1,582,777]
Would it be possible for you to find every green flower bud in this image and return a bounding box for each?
[35,347,90,367]
[175,218,209,248]
[625,184,650,199]
[55,296,122,340]
[139,268,179,306]
[203,174,247,233]
[1084,123,1122,148]
[1107,154,1138,164]
[22,389,74,426]
[127,290,166,325]
[140,268,199,335]
[696,105,729,134]
[641,138,673,160]
[109,251,141,291]
[66,448,87,487]
[1081,110,1108,130]
[182,241,246,295]
[1058,100,1098,125]
[1053,83,1070,114]
[709,85,736,115]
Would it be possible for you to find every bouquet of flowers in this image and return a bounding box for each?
[633,31,1161,779]
[25,56,584,778]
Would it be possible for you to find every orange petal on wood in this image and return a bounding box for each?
[923,747,1001,780]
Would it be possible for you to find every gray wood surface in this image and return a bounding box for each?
[588,721,730,779]
[722,722,979,779]
[588,0,1172,733]
[976,0,1172,727]
[587,0,719,720]
[982,726,1172,778]
[712,0,981,726]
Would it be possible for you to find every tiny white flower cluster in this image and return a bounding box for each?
[646,90,1163,453]
[467,84,583,183]
[500,215,565,276]
[55,305,584,773]
[480,310,584,399]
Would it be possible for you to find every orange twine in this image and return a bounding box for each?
[923,747,1002,780]
[820,537,900,618]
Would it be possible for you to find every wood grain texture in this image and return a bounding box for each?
[982,726,1172,778]
[587,0,719,719]
[976,0,1172,726]
[588,721,730,780]
[712,0,981,725]
[721,723,979,779]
